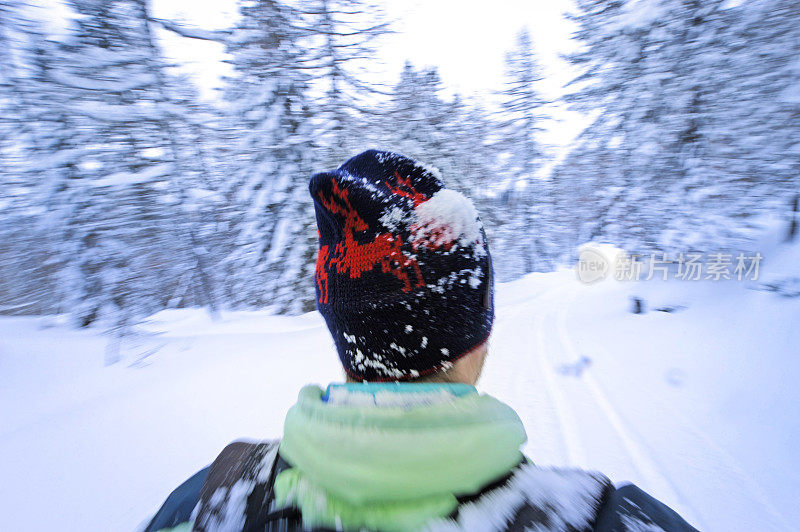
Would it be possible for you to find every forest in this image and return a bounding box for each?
[1,0,798,335]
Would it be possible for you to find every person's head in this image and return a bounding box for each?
[310,150,494,385]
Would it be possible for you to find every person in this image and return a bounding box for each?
[144,150,697,532]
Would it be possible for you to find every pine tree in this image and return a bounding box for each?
[564,0,659,253]
[293,0,391,166]
[134,0,221,318]
[562,0,739,254]
[709,0,800,235]
[495,29,551,277]
[376,63,451,166]
[0,2,87,315]
[223,0,318,313]
[36,0,221,336]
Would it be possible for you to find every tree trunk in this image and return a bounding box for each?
[787,194,799,243]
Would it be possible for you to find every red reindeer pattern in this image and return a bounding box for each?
[315,177,427,304]
[385,171,428,207]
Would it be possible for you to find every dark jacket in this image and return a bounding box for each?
[145,441,698,532]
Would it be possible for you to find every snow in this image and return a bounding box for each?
[71,101,164,122]
[721,0,744,8]
[194,443,278,531]
[426,465,606,532]
[150,18,229,42]
[51,71,156,92]
[378,205,406,231]
[187,188,220,201]
[266,218,291,264]
[780,82,800,105]
[413,189,482,247]
[1,234,799,531]
[608,0,671,32]
[89,164,172,188]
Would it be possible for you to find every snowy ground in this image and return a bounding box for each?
[2,241,799,531]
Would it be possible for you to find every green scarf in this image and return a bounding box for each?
[276,384,527,531]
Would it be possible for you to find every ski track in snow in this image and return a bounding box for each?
[492,287,568,465]
[552,285,705,530]
[532,287,587,467]
[495,280,793,532]
[561,290,794,532]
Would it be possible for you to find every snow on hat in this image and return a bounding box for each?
[310,149,494,381]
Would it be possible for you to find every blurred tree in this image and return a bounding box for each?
[564,0,739,254]
[376,64,452,170]
[18,0,223,336]
[564,0,667,253]
[293,0,391,166]
[563,0,800,256]
[0,2,75,314]
[134,0,221,319]
[222,0,318,313]
[714,0,800,235]
[495,29,551,276]
[0,2,23,185]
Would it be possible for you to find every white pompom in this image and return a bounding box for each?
[412,189,482,247]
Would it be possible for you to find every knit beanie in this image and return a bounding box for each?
[310,150,494,381]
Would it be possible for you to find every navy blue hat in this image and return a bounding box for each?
[310,150,494,381]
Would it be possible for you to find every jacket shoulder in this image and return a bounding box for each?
[593,483,699,531]
[430,464,613,531]
[143,466,209,532]
[143,440,280,532]
[194,439,281,531]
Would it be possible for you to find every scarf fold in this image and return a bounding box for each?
[275,383,527,531]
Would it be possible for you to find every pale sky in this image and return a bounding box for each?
[376,1,580,99]
[152,1,577,97]
[151,0,584,147]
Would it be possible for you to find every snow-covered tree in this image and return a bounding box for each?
[223,0,318,313]
[495,29,551,276]
[293,0,391,166]
[23,0,222,332]
[374,63,455,170]
[712,0,800,228]
[0,2,88,315]
[561,0,773,254]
